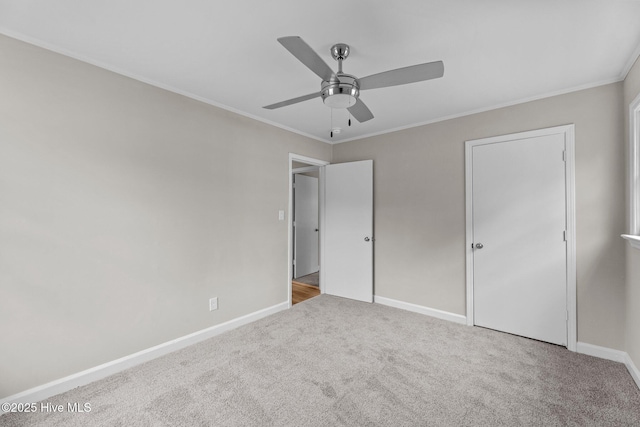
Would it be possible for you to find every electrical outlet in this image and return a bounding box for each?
[209,297,218,311]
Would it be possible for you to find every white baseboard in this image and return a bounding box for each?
[577,342,640,390]
[5,302,638,406]
[374,295,467,325]
[1,301,289,405]
[576,342,627,362]
[624,353,640,390]
[370,302,640,391]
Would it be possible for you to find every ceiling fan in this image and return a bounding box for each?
[263,36,444,124]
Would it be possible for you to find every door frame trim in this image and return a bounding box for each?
[288,153,329,308]
[292,173,319,278]
[464,124,576,351]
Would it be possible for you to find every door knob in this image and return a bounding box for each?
[364,237,370,242]
[475,243,484,249]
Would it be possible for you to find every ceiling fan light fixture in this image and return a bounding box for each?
[323,93,355,108]
[321,74,359,109]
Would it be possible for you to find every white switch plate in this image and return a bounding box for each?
[209,297,218,311]
[278,210,285,221]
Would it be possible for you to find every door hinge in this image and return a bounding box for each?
[293,221,296,227]
[563,230,567,241]
[292,259,296,265]
[566,310,569,321]
[562,150,567,162]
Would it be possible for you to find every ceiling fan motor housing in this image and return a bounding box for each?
[321,73,359,109]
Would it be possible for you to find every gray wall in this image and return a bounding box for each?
[333,83,627,350]
[0,35,331,398]
[623,56,640,371]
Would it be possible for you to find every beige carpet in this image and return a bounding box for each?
[3,295,640,426]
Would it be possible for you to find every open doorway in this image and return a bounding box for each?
[287,154,374,306]
[288,154,328,306]
[292,167,319,304]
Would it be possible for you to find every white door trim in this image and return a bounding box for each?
[292,165,321,174]
[629,92,640,236]
[464,124,576,351]
[288,153,329,308]
[293,174,319,278]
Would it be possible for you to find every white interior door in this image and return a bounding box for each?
[293,174,319,278]
[324,160,373,303]
[472,133,568,346]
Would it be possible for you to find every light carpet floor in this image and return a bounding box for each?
[3,295,640,426]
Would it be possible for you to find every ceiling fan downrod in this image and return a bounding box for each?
[331,43,350,73]
[321,43,359,110]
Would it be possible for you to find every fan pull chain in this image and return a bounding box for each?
[330,108,333,138]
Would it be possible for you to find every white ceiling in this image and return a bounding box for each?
[1,0,640,144]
